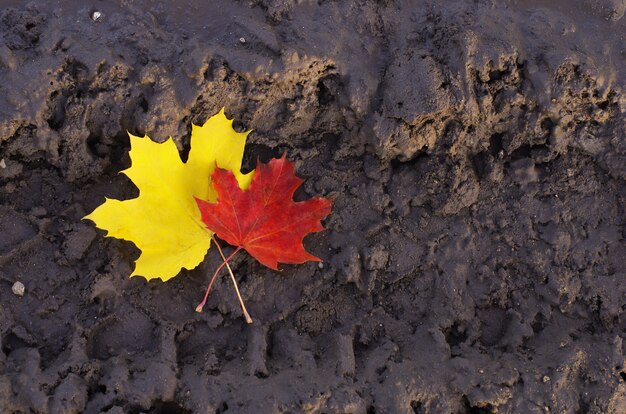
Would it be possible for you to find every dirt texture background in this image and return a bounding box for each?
[0,0,625,413]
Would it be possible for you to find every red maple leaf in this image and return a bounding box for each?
[195,155,332,270]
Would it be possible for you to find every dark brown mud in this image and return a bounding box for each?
[0,1,624,413]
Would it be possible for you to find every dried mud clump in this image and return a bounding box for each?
[0,1,624,413]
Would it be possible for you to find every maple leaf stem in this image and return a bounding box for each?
[212,237,253,324]
[195,241,253,324]
[195,246,241,314]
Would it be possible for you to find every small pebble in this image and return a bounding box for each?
[239,37,246,44]
[0,159,5,169]
[91,11,102,21]
[12,281,25,297]
[542,375,550,383]
[30,206,47,217]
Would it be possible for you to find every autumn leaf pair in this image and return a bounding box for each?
[85,109,331,318]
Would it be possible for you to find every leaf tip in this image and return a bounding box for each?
[127,131,145,142]
[194,195,208,210]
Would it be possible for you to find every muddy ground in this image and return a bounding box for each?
[0,0,624,413]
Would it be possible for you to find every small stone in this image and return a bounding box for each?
[543,375,550,383]
[12,281,25,297]
[0,159,5,169]
[406,32,419,41]
[91,11,102,21]
[239,37,246,44]
[30,206,47,217]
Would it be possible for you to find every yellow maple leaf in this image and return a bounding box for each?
[84,109,253,281]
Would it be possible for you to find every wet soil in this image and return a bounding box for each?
[0,1,624,413]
